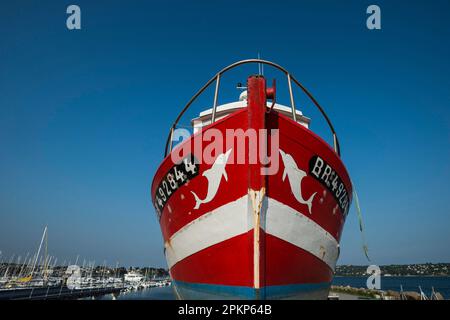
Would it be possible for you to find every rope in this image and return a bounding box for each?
[352,181,371,261]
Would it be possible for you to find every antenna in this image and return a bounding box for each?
[257,53,264,75]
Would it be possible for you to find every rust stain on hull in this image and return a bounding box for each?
[249,187,265,290]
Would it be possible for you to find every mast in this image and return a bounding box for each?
[13,255,21,277]
[18,252,30,278]
[257,53,264,76]
[419,286,428,300]
[4,254,16,278]
[43,228,48,280]
[30,226,48,278]
[247,75,269,297]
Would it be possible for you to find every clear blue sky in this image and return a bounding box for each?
[0,1,449,268]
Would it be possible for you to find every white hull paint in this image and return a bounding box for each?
[165,195,338,271]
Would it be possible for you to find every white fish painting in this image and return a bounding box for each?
[279,150,316,214]
[191,149,232,210]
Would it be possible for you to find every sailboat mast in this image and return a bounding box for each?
[30,226,48,278]
[43,228,48,278]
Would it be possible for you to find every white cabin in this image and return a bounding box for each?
[191,97,310,134]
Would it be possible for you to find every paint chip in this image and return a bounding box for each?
[319,245,326,259]
[332,205,338,215]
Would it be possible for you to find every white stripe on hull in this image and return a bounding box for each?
[165,196,339,271]
[265,198,339,271]
[165,195,250,269]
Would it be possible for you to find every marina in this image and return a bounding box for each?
[0,227,170,300]
[0,261,171,300]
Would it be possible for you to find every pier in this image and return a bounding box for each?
[0,285,122,300]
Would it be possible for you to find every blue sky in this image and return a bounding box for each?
[0,0,449,267]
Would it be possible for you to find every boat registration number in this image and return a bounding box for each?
[154,155,200,218]
[309,155,350,216]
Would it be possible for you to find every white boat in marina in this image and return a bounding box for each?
[124,271,143,283]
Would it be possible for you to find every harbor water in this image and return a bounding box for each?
[100,277,450,300]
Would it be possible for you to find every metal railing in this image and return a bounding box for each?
[164,59,341,157]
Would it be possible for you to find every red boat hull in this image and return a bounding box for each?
[151,76,352,299]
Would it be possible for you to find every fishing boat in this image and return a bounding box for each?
[151,59,353,299]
